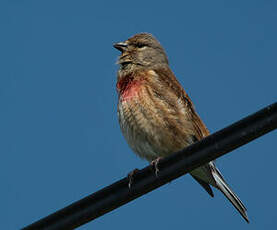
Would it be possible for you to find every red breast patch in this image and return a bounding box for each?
[117,75,142,101]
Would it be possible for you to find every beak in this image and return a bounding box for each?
[113,42,128,52]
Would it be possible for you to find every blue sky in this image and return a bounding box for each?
[0,1,276,229]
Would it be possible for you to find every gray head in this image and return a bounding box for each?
[113,33,169,70]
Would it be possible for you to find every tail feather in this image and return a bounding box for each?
[212,168,249,223]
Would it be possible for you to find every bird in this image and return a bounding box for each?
[113,33,249,223]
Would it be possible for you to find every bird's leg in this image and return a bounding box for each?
[151,157,162,177]
[127,168,139,189]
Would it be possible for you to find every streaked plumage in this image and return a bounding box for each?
[114,33,248,222]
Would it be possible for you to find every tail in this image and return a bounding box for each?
[212,167,249,223]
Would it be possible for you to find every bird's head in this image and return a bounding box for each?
[113,33,169,71]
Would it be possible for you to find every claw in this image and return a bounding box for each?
[151,157,162,177]
[127,168,139,189]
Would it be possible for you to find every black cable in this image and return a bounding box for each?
[22,103,277,230]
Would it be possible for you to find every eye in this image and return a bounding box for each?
[136,43,147,48]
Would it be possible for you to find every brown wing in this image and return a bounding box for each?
[153,67,209,141]
[182,90,210,140]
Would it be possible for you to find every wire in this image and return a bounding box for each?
[22,103,277,230]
